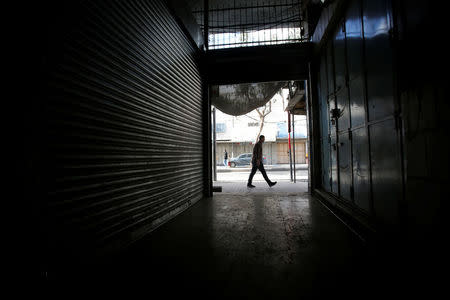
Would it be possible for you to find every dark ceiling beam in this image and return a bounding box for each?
[206,42,313,85]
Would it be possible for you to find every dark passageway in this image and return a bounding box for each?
[28,0,448,298]
[50,190,369,298]
[44,188,442,299]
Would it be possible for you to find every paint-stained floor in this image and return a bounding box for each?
[108,185,374,299]
[45,183,434,298]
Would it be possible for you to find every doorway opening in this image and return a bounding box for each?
[210,80,310,194]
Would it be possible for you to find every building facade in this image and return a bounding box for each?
[214,89,307,165]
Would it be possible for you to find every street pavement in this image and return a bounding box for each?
[216,167,308,182]
[216,163,308,173]
[214,180,309,194]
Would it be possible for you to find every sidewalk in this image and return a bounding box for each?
[216,163,308,173]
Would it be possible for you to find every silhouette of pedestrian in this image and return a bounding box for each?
[223,150,228,166]
[247,135,277,188]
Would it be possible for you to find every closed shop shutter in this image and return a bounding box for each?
[276,141,306,164]
[40,0,204,257]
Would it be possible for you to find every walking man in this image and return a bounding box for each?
[247,135,277,188]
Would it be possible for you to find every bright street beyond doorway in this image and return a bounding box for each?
[215,163,308,194]
[217,163,308,182]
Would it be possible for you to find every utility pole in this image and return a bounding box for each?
[292,112,296,183]
[288,112,293,182]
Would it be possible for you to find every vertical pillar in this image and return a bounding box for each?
[202,0,211,196]
[292,111,297,183]
[305,76,313,193]
[308,62,322,193]
[204,0,208,50]
[203,84,212,197]
[212,107,216,181]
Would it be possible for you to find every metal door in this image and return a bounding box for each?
[319,56,331,192]
[352,127,370,213]
[363,0,395,121]
[41,0,205,255]
[338,132,352,201]
[330,134,339,195]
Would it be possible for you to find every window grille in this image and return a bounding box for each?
[190,0,307,49]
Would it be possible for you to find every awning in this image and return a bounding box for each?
[285,89,306,115]
[211,81,286,116]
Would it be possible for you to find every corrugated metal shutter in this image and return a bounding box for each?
[40,0,204,258]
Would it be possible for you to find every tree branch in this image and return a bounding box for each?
[244,114,259,122]
[256,108,264,118]
[263,101,272,117]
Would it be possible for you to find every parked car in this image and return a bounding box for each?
[228,153,267,167]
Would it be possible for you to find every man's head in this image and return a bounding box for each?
[259,135,265,143]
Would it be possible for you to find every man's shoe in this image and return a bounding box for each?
[247,184,255,188]
[269,181,277,187]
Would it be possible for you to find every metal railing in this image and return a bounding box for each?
[192,0,307,50]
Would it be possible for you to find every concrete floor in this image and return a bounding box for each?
[43,182,443,299]
[60,182,371,298]
[117,187,372,299]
